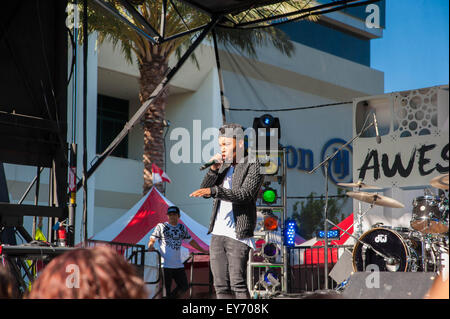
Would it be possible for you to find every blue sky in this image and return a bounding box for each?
[371,0,449,93]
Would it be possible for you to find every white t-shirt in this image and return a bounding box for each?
[211,166,255,249]
[150,222,192,268]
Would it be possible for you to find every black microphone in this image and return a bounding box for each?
[373,113,381,144]
[199,160,218,171]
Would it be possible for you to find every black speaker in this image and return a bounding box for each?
[0,0,67,168]
[342,272,436,299]
[0,0,68,222]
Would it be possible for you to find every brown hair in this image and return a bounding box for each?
[219,123,245,140]
[25,246,148,299]
[0,265,20,299]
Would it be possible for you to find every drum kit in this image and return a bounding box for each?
[338,174,449,275]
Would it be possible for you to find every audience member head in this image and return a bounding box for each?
[26,246,148,299]
[0,265,20,298]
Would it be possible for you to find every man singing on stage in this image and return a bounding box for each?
[190,123,263,299]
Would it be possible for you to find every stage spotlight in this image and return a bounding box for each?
[262,242,280,260]
[261,209,278,231]
[284,219,297,247]
[263,215,278,231]
[252,114,281,152]
[253,114,280,175]
[261,114,274,127]
[262,186,277,205]
[264,269,281,288]
[317,229,340,240]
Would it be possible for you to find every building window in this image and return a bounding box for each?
[96,94,129,158]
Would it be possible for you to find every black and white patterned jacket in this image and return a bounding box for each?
[200,157,263,240]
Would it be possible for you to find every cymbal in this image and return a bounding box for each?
[337,181,382,190]
[430,174,449,190]
[346,191,405,208]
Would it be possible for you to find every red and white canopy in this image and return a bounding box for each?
[92,187,210,260]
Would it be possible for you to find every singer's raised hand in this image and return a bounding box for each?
[189,188,211,198]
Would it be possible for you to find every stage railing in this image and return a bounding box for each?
[85,239,146,267]
[85,240,163,299]
[186,252,213,298]
[288,244,354,292]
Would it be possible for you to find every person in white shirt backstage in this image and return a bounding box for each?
[148,206,208,299]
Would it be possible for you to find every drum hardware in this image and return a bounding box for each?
[421,236,428,272]
[362,245,366,270]
[424,233,449,274]
[348,220,446,273]
[345,190,405,240]
[371,222,384,228]
[339,181,392,237]
[347,203,375,239]
[372,223,412,234]
[430,173,449,191]
[407,254,420,272]
[325,218,395,268]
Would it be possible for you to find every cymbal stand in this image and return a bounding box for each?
[432,238,449,277]
[348,203,374,239]
[422,235,427,272]
[308,115,375,289]
[357,200,363,238]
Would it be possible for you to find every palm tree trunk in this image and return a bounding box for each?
[139,56,169,195]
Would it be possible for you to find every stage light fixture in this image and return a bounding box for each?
[263,215,278,231]
[263,269,280,288]
[317,229,340,240]
[252,114,281,152]
[261,114,274,127]
[260,209,278,231]
[284,219,297,247]
[262,242,280,260]
[262,186,277,205]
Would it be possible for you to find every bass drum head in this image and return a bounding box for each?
[353,228,409,272]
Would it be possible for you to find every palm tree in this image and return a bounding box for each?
[80,0,317,195]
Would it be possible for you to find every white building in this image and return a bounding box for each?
[4,4,388,243]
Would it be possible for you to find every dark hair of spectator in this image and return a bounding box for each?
[0,265,20,299]
[25,246,148,299]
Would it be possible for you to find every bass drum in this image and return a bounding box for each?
[352,228,429,272]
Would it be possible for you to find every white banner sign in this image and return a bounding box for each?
[353,85,449,188]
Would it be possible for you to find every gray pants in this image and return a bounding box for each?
[210,235,250,299]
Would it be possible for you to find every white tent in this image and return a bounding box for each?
[92,187,211,297]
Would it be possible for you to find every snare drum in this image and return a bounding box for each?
[411,196,448,234]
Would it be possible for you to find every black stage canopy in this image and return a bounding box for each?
[180,0,289,16]
[178,0,381,29]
